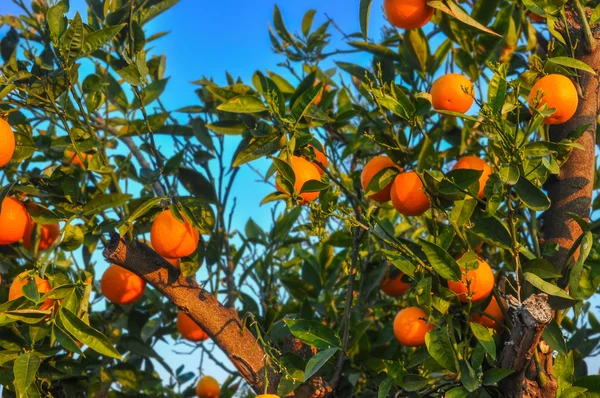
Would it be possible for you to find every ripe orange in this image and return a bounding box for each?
[472,296,506,331]
[100,264,146,305]
[177,312,209,342]
[380,269,410,297]
[64,149,93,167]
[23,221,60,251]
[255,395,280,398]
[431,74,474,113]
[307,144,328,175]
[9,271,54,311]
[150,209,199,259]
[360,156,400,202]
[384,0,434,30]
[276,155,322,204]
[393,307,433,347]
[0,119,15,168]
[196,376,220,398]
[390,171,430,216]
[314,81,331,105]
[0,197,29,245]
[528,74,578,125]
[452,155,492,199]
[447,256,494,302]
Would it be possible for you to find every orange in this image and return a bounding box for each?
[255,395,280,398]
[472,296,506,331]
[9,271,54,311]
[0,119,15,168]
[360,156,400,202]
[530,12,545,23]
[380,269,410,297]
[452,155,492,199]
[276,155,322,204]
[390,171,430,216]
[0,197,29,245]
[447,256,494,302]
[150,209,199,258]
[64,149,93,167]
[393,307,433,347]
[23,221,60,251]
[100,264,146,305]
[307,144,328,175]
[528,74,578,125]
[177,312,209,342]
[196,376,220,398]
[431,74,474,113]
[384,0,433,30]
[314,81,332,106]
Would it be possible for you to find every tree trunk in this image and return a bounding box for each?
[499,7,599,397]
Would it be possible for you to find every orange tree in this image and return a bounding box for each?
[1,0,600,397]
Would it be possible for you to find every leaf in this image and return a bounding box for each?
[232,133,285,167]
[60,224,84,252]
[177,167,217,204]
[83,193,132,216]
[13,353,41,395]
[425,329,457,371]
[574,375,600,392]
[427,1,501,37]
[378,376,394,398]
[116,64,143,86]
[359,0,372,40]
[273,5,295,44]
[419,239,461,281]
[591,5,600,25]
[364,167,399,197]
[58,308,121,359]
[82,24,125,55]
[459,360,481,392]
[469,211,512,250]
[300,180,329,193]
[482,368,513,385]
[403,28,429,72]
[450,198,477,226]
[542,319,567,356]
[523,259,562,279]
[547,57,596,75]
[569,231,593,299]
[302,9,316,36]
[514,176,550,211]
[470,322,496,360]
[348,41,402,61]
[402,375,429,392]
[284,318,341,349]
[47,1,68,45]
[304,347,338,381]
[217,95,266,113]
[61,12,84,63]
[127,197,162,223]
[488,69,508,114]
[523,273,578,309]
[132,78,169,108]
[206,120,247,136]
[272,157,296,185]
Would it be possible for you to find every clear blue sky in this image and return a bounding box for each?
[0,0,389,393]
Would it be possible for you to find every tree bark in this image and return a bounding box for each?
[103,234,332,397]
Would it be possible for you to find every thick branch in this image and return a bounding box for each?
[102,234,278,394]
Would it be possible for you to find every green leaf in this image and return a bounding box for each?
[58,308,121,359]
[459,360,480,392]
[470,322,496,360]
[488,68,508,114]
[300,180,329,193]
[364,167,399,197]
[47,1,68,45]
[359,0,372,40]
[232,133,285,168]
[419,239,461,281]
[127,197,162,223]
[301,9,316,36]
[13,131,36,163]
[514,176,550,211]
[404,28,429,72]
[378,376,394,398]
[428,1,501,37]
[523,259,562,279]
[272,157,296,185]
[217,95,266,113]
[469,211,512,250]
[60,224,84,252]
[523,273,578,309]
[450,198,477,226]
[348,41,402,61]
[116,64,143,86]
[52,324,83,354]
[446,387,469,398]
[273,5,295,44]
[547,57,596,75]
[542,319,567,356]
[206,120,247,136]
[482,368,513,385]
[402,375,429,392]
[591,5,600,25]
[61,12,84,63]
[425,329,457,371]
[574,375,600,392]
[82,24,125,55]
[13,353,41,395]
[304,347,338,381]
[284,318,341,349]
[177,167,218,204]
[132,78,169,108]
[83,193,132,216]
[26,203,62,224]
[569,231,593,299]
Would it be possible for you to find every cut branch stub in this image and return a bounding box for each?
[498,294,557,398]
[102,233,278,394]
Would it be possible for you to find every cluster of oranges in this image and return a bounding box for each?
[382,255,505,347]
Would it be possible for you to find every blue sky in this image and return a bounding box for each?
[0,0,389,392]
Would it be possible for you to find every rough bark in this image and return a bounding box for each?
[498,6,600,398]
[103,234,331,397]
[498,295,557,398]
[103,234,278,395]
